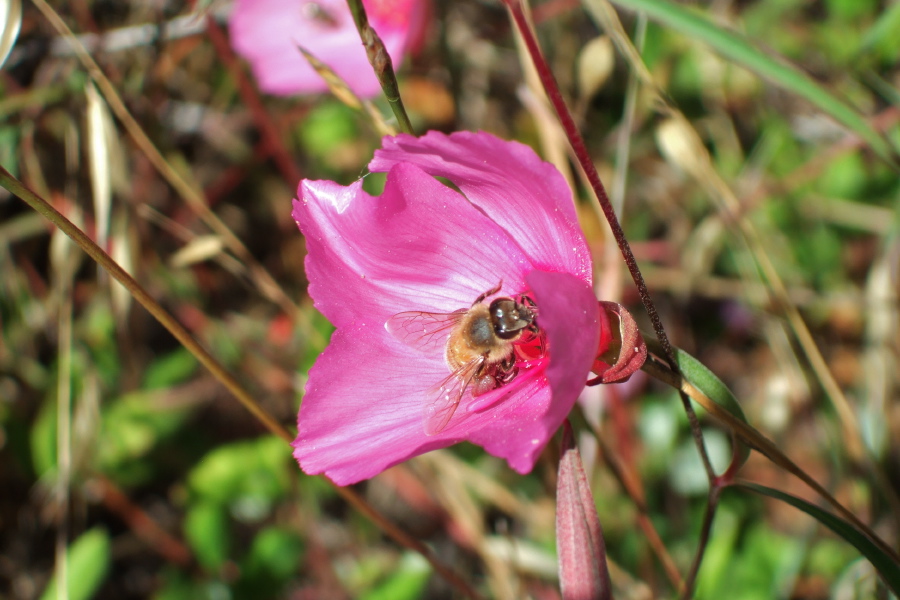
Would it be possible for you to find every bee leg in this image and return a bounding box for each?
[496,366,518,386]
[495,353,519,385]
[471,373,498,396]
[473,280,504,306]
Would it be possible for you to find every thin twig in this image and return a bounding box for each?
[685,486,721,595]
[2,165,292,442]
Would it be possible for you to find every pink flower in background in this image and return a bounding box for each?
[292,131,604,485]
[229,0,426,97]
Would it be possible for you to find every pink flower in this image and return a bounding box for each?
[292,131,602,485]
[229,0,426,97]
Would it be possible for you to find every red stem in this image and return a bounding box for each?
[205,16,304,187]
[501,0,675,370]
[502,4,721,595]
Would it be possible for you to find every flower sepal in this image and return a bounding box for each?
[587,301,647,385]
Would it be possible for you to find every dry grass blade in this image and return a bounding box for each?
[50,214,79,600]
[860,246,900,458]
[419,454,517,599]
[108,210,134,318]
[29,0,310,335]
[0,0,21,69]
[85,82,112,252]
[297,45,396,137]
[169,235,226,269]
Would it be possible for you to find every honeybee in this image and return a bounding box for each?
[386,283,543,435]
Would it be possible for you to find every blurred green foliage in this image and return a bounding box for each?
[39,529,111,600]
[1,0,898,597]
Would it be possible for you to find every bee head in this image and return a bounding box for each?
[489,297,536,340]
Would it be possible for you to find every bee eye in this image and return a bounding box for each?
[490,298,530,339]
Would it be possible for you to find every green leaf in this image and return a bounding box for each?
[151,568,208,600]
[184,501,230,571]
[696,508,804,600]
[734,482,900,595]
[298,101,359,156]
[672,346,752,467]
[30,395,57,477]
[187,436,292,516]
[359,554,431,600]
[234,528,305,599]
[675,347,747,427]
[602,0,896,164]
[825,0,877,20]
[40,528,111,600]
[0,127,19,176]
[142,347,198,390]
[858,2,900,59]
[98,390,194,486]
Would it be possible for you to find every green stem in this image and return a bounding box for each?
[345,0,415,134]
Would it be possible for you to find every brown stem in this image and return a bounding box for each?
[92,477,193,567]
[681,486,721,599]
[642,352,900,565]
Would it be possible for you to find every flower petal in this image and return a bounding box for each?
[295,322,550,484]
[229,0,419,98]
[294,162,536,328]
[294,322,457,485]
[527,270,600,418]
[370,131,592,284]
[463,372,555,474]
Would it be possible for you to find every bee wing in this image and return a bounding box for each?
[385,309,465,354]
[423,357,484,435]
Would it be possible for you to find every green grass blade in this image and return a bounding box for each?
[674,346,751,467]
[735,482,900,595]
[674,347,747,427]
[40,528,111,600]
[604,0,896,164]
[643,339,752,466]
[859,2,900,57]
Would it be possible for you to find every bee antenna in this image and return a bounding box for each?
[474,280,504,305]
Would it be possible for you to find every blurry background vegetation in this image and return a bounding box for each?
[0,0,898,598]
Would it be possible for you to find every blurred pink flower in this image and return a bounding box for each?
[292,131,603,485]
[229,0,426,97]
